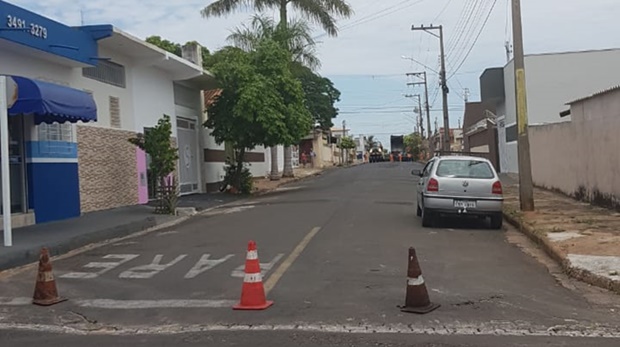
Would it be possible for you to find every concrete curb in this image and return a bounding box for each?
[0,217,160,272]
[503,209,620,294]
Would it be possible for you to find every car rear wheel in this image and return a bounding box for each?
[490,214,503,229]
[421,207,434,227]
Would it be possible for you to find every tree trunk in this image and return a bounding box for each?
[235,148,246,190]
[283,146,294,177]
[270,146,280,181]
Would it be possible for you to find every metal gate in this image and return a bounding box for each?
[176,117,200,195]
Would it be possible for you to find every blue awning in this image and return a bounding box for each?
[6,76,97,124]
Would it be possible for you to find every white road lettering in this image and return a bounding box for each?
[231,253,285,278]
[184,254,234,279]
[61,254,140,279]
[119,254,187,279]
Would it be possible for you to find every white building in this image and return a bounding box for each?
[0,0,215,227]
[496,48,620,173]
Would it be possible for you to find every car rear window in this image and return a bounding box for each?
[435,159,495,179]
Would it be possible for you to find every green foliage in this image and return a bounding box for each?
[128,115,179,214]
[146,35,212,70]
[404,132,423,159]
[146,36,182,56]
[365,135,377,151]
[223,159,254,195]
[228,15,320,70]
[205,39,312,191]
[339,136,356,150]
[201,0,353,38]
[292,62,340,129]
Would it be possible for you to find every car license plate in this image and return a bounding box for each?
[454,200,476,208]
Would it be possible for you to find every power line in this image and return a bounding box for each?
[447,0,498,79]
[313,0,428,39]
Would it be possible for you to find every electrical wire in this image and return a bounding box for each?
[447,0,498,79]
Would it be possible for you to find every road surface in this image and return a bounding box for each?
[1,162,619,346]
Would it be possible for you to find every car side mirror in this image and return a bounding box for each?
[411,169,422,177]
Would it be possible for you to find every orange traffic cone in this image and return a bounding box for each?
[233,241,273,310]
[32,248,67,306]
[399,247,439,314]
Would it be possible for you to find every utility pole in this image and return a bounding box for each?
[463,88,470,103]
[406,71,432,139]
[403,93,424,136]
[511,0,535,211]
[412,24,450,152]
[341,119,346,166]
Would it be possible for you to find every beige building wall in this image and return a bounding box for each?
[77,126,139,212]
[529,88,620,205]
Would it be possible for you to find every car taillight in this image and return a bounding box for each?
[492,181,503,194]
[427,178,439,192]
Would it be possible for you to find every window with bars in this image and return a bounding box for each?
[82,60,126,88]
[38,123,73,142]
[109,96,121,128]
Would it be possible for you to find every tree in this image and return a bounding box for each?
[365,135,377,151]
[228,15,320,70]
[146,36,212,70]
[292,62,340,130]
[146,36,182,56]
[201,0,353,178]
[226,15,323,180]
[205,39,312,192]
[404,132,423,160]
[129,115,179,214]
[201,0,353,38]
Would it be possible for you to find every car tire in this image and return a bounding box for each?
[490,214,503,229]
[416,203,422,217]
[421,207,434,227]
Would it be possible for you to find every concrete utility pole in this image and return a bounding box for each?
[341,120,346,165]
[406,72,432,139]
[411,24,450,152]
[511,0,535,211]
[463,88,470,103]
[403,94,424,136]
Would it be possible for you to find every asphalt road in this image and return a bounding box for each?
[1,162,619,346]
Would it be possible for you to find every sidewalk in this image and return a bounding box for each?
[252,166,329,194]
[0,166,331,272]
[501,174,620,294]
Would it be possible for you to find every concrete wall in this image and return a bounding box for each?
[529,88,620,206]
[500,49,620,173]
[132,65,175,134]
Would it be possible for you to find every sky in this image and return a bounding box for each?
[11,0,620,149]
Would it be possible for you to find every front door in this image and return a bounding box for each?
[176,117,199,195]
[0,116,26,213]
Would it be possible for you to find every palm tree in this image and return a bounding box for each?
[202,0,353,178]
[228,15,321,70]
[226,15,321,180]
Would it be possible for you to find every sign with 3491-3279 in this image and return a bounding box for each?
[6,14,48,39]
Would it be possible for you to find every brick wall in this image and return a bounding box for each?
[77,125,139,213]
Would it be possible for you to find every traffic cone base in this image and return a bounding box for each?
[233,300,273,310]
[400,302,440,314]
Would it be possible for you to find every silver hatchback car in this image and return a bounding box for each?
[413,155,504,229]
